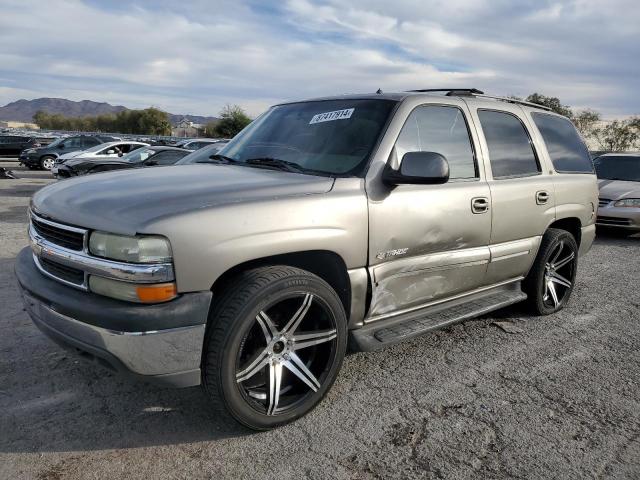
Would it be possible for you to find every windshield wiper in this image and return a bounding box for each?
[195,154,237,164]
[245,157,306,173]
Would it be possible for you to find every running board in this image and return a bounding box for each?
[350,284,527,351]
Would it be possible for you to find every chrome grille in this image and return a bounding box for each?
[39,257,85,285]
[30,213,86,251]
[598,198,612,208]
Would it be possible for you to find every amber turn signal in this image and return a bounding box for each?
[136,282,178,303]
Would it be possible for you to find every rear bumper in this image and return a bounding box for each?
[579,224,596,257]
[15,247,212,387]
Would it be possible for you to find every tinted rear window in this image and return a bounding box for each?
[531,113,593,173]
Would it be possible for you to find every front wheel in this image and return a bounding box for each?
[524,228,578,315]
[202,266,347,430]
[40,156,56,170]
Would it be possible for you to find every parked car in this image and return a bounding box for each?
[16,89,597,430]
[54,146,190,178]
[0,135,39,156]
[54,141,150,166]
[175,138,226,151]
[594,153,640,232]
[19,135,118,170]
[175,141,230,164]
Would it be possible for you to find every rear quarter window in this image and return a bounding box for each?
[531,113,593,173]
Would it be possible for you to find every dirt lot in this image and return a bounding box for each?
[1,160,639,480]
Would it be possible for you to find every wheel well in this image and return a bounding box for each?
[548,218,582,246]
[210,251,351,316]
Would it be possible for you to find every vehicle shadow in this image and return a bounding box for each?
[0,257,252,454]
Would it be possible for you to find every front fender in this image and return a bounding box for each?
[148,179,369,292]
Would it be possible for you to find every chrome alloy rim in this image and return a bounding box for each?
[42,158,55,170]
[543,240,576,308]
[235,293,338,416]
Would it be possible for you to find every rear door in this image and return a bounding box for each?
[466,101,555,284]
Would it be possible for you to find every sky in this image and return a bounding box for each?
[0,0,638,119]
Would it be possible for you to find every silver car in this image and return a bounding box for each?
[16,89,597,430]
[594,153,640,232]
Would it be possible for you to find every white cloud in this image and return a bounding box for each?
[0,0,637,118]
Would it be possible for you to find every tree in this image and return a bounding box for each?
[594,120,640,151]
[202,120,220,138]
[32,107,171,135]
[525,93,573,117]
[572,109,601,141]
[212,104,252,138]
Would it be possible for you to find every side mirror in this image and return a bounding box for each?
[382,151,450,185]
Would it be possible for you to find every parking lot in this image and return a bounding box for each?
[1,160,639,479]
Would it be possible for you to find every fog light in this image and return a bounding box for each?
[89,275,177,303]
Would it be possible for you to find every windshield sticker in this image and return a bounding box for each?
[309,108,354,125]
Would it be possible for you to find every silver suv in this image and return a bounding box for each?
[16,89,597,430]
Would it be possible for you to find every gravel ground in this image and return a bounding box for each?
[1,160,639,480]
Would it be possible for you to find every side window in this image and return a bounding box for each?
[395,105,477,179]
[531,113,593,173]
[64,137,82,148]
[149,151,186,165]
[477,110,540,178]
[83,138,100,148]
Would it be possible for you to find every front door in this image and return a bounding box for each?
[367,103,492,320]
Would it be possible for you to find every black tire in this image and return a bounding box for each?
[40,156,56,171]
[524,228,578,315]
[202,265,347,430]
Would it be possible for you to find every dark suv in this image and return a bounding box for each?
[19,135,117,170]
[0,135,38,156]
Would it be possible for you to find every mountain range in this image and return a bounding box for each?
[0,98,218,126]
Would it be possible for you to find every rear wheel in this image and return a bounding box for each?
[40,156,56,170]
[524,228,578,315]
[202,266,347,430]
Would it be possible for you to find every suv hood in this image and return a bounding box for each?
[598,179,640,200]
[32,164,335,235]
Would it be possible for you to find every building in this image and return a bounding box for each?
[171,118,204,138]
[0,120,39,129]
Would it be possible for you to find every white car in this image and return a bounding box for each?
[54,141,149,166]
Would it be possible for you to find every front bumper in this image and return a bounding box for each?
[596,205,640,231]
[15,247,212,387]
[19,154,39,166]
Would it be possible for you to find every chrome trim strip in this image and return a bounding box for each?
[364,277,524,323]
[29,224,175,284]
[30,210,88,235]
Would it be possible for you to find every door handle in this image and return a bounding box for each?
[536,190,550,205]
[471,197,489,214]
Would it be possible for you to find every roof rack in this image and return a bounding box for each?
[473,94,553,111]
[405,88,553,111]
[407,88,484,95]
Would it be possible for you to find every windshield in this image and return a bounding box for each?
[176,143,228,164]
[594,155,640,182]
[218,99,397,176]
[121,147,155,163]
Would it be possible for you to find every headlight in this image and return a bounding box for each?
[89,276,177,303]
[614,198,640,208]
[89,232,172,263]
